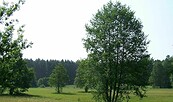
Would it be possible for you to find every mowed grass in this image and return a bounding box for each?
[1,86,173,102]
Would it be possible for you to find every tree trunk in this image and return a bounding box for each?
[85,86,89,93]
[9,88,14,95]
[57,83,60,93]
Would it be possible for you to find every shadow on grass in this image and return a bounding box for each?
[0,93,42,98]
[52,92,76,95]
[78,90,96,93]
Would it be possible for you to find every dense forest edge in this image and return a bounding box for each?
[25,59,78,87]
[27,55,173,89]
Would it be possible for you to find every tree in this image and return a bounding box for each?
[25,59,77,85]
[151,60,171,88]
[149,56,173,88]
[164,56,173,85]
[83,1,150,102]
[0,0,33,95]
[61,60,78,84]
[37,77,49,87]
[8,59,34,95]
[49,64,69,93]
[75,59,96,92]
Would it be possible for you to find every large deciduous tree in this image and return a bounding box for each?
[0,0,33,95]
[83,1,151,102]
[49,64,69,93]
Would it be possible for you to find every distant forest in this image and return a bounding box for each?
[25,59,77,87]
[26,55,173,89]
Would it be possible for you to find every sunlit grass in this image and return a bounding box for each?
[27,86,94,102]
[1,86,173,102]
[129,88,173,102]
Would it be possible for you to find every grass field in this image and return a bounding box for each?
[1,86,173,102]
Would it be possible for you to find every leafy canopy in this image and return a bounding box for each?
[49,64,69,93]
[75,59,97,92]
[83,1,151,102]
[0,0,33,95]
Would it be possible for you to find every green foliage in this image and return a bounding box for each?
[149,56,173,88]
[9,59,34,94]
[83,1,150,102]
[75,59,96,92]
[49,64,69,93]
[0,0,33,95]
[26,59,77,85]
[151,60,170,88]
[37,77,49,87]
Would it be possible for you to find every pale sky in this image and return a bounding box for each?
[9,0,173,61]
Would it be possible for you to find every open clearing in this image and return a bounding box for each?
[1,86,173,102]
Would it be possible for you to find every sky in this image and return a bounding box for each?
[7,0,173,61]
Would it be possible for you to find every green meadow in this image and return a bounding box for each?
[1,86,173,102]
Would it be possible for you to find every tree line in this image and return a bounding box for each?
[24,55,173,90]
[75,56,173,89]
[25,59,77,87]
[149,55,173,88]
